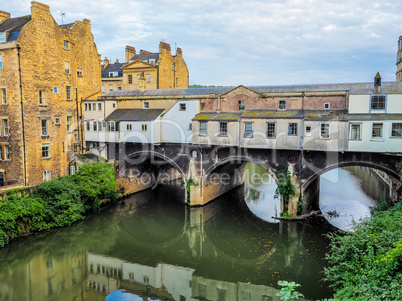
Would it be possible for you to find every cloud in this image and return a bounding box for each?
[4,0,402,85]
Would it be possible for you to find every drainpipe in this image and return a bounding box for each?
[300,92,305,201]
[17,44,27,186]
[75,88,80,153]
[80,97,84,153]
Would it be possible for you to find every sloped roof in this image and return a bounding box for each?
[106,109,164,121]
[0,15,31,42]
[103,63,125,73]
[128,52,160,63]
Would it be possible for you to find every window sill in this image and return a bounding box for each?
[390,137,402,139]
[41,135,49,139]
[349,139,362,141]
[219,135,228,137]
[370,138,384,142]
[39,104,47,107]
[66,99,73,102]
[199,134,207,137]
[244,136,254,138]
[42,157,51,160]
[266,137,276,139]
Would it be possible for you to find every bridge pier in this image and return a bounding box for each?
[389,177,402,203]
[301,177,320,213]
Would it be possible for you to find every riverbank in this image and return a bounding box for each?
[0,163,119,248]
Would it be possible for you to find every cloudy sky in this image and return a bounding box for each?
[5,0,402,86]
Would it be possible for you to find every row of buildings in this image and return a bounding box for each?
[0,1,401,187]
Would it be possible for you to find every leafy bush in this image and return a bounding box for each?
[324,202,402,300]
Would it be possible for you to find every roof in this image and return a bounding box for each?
[60,23,75,29]
[101,82,402,98]
[103,63,125,73]
[0,15,31,42]
[105,109,164,121]
[128,52,159,63]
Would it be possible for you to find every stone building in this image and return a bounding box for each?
[397,36,402,81]
[0,1,101,186]
[101,42,189,93]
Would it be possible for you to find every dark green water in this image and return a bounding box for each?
[0,165,386,301]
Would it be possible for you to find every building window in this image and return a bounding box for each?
[141,124,147,131]
[349,123,361,140]
[371,95,385,110]
[244,122,253,138]
[65,61,70,74]
[64,40,69,50]
[42,143,50,158]
[305,126,312,137]
[199,285,207,299]
[201,103,205,110]
[1,88,6,104]
[127,124,132,131]
[107,121,116,132]
[180,103,186,111]
[66,86,71,100]
[41,119,48,136]
[128,74,133,84]
[0,53,3,69]
[267,122,276,138]
[53,87,58,94]
[86,122,91,131]
[320,123,330,139]
[109,84,113,92]
[238,100,245,111]
[219,122,227,136]
[288,123,298,136]
[199,121,207,136]
[98,121,102,131]
[98,103,102,111]
[93,121,98,131]
[137,74,141,84]
[143,102,149,109]
[109,71,118,77]
[101,85,105,93]
[217,289,226,301]
[242,291,251,301]
[146,74,151,83]
[372,123,383,139]
[67,116,72,132]
[77,68,82,77]
[4,145,9,160]
[2,119,8,136]
[39,90,46,105]
[55,118,60,125]
[0,33,5,43]
[118,84,121,90]
[113,103,116,108]
[43,170,51,182]
[391,123,402,138]
[324,103,330,109]
[279,100,286,110]
[129,273,134,280]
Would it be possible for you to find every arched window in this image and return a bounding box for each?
[43,170,51,182]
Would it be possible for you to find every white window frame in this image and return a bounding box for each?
[324,103,330,109]
[320,122,331,139]
[98,103,102,111]
[266,122,276,138]
[244,122,253,138]
[349,123,362,141]
[4,145,9,160]
[279,100,286,110]
[288,123,298,136]
[141,124,148,131]
[146,73,151,83]
[1,88,6,104]
[371,122,384,140]
[42,143,50,158]
[66,86,71,100]
[109,84,113,92]
[65,61,70,74]
[127,123,132,131]
[199,121,207,136]
[370,95,386,111]
[67,116,72,132]
[41,119,48,136]
[180,103,186,111]
[101,85,105,93]
[390,122,402,138]
[143,102,149,109]
[64,40,69,50]
[238,100,245,111]
[305,126,312,137]
[93,121,98,131]
[39,89,46,105]
[219,122,228,136]
[2,119,8,136]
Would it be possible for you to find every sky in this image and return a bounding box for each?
[4,0,402,86]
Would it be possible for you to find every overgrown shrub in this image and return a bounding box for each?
[325,202,402,300]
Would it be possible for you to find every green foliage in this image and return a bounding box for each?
[324,203,402,300]
[186,178,197,204]
[276,280,304,300]
[274,169,295,204]
[0,163,119,248]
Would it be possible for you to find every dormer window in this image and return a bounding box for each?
[149,59,155,64]
[371,95,385,110]
[238,100,245,111]
[279,100,286,110]
[109,71,118,77]
[0,32,5,43]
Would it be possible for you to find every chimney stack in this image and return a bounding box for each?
[103,57,109,68]
[125,45,136,63]
[0,10,10,22]
[374,72,381,93]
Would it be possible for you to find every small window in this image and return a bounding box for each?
[372,123,383,139]
[127,124,132,131]
[142,124,148,131]
[118,84,121,90]
[128,75,133,84]
[324,103,330,109]
[42,143,50,158]
[64,40,69,50]
[1,88,6,104]
[0,54,3,69]
[143,102,149,109]
[305,126,312,137]
[320,123,330,139]
[101,85,105,93]
[201,103,205,110]
[244,122,253,138]
[137,74,141,84]
[66,86,71,100]
[238,100,245,111]
[199,121,207,136]
[112,103,116,108]
[279,100,286,110]
[98,103,102,111]
[129,273,134,280]
[39,90,46,105]
[67,116,72,132]
[53,87,58,94]
[93,121,98,131]
[199,285,207,299]
[180,103,186,111]
[65,61,70,74]
[349,123,361,140]
[2,119,8,136]
[146,74,151,83]
[391,123,402,138]
[98,121,102,131]
[371,95,385,110]
[109,71,118,77]
[288,123,298,136]
[43,170,51,182]
[77,68,82,77]
[267,122,276,138]
[149,59,155,64]
[41,119,48,136]
[109,84,113,92]
[219,122,227,136]
[4,145,9,160]
[55,118,60,125]
[86,121,91,131]
[188,123,192,130]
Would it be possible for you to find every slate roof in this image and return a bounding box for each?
[0,15,31,42]
[128,52,160,63]
[60,23,75,29]
[105,109,164,121]
[102,82,402,98]
[348,114,402,121]
[102,62,124,78]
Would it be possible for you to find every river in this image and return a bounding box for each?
[0,165,388,300]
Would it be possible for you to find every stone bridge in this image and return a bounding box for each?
[116,142,402,215]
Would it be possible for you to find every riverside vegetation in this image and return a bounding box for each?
[0,163,119,248]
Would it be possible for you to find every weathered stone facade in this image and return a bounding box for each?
[0,1,101,186]
[397,36,402,81]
